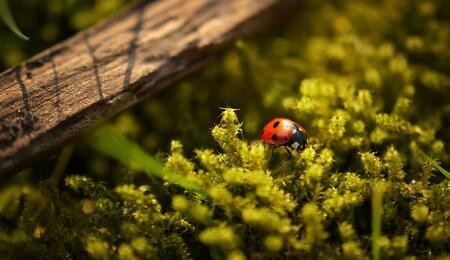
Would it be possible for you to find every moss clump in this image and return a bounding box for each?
[1,0,450,259]
[1,107,449,258]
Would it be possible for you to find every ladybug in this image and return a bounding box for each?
[260,118,308,158]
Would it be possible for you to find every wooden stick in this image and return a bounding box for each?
[0,0,299,178]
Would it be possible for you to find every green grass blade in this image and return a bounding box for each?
[417,149,450,180]
[0,0,29,40]
[87,127,209,200]
[49,144,75,187]
[371,181,386,260]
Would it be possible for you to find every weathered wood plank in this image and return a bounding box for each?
[0,0,299,178]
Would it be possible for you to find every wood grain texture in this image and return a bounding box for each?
[0,0,299,178]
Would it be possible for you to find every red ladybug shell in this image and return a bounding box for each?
[259,118,307,145]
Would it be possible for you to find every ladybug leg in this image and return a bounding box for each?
[284,146,293,159]
[271,146,276,156]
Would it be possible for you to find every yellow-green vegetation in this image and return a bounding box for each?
[0,0,138,69]
[1,0,450,259]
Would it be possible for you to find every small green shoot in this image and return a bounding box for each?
[417,149,450,180]
[0,0,29,40]
[371,181,386,260]
[87,127,209,200]
[49,144,75,187]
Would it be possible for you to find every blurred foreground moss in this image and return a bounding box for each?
[1,0,450,259]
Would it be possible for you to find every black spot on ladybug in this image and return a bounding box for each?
[271,134,278,141]
[273,121,280,128]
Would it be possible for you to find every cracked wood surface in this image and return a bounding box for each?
[0,0,299,178]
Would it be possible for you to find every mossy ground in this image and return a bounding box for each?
[1,0,449,259]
